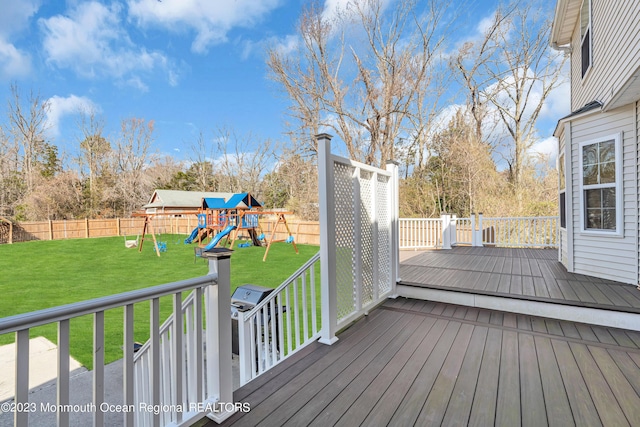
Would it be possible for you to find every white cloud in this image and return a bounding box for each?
[46,95,100,137]
[0,0,39,79]
[530,136,558,158]
[0,1,40,36]
[39,1,178,89]
[0,40,32,79]
[127,0,282,54]
[243,34,299,60]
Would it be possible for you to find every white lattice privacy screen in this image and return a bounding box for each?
[317,134,399,338]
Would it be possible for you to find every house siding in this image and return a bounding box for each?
[569,104,637,284]
[571,0,640,111]
[637,101,640,286]
[558,128,570,269]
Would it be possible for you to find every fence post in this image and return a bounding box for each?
[202,248,235,422]
[442,213,451,250]
[317,133,339,345]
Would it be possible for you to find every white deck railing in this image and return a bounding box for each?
[237,252,321,386]
[480,216,558,248]
[399,214,559,250]
[399,218,442,249]
[0,249,235,427]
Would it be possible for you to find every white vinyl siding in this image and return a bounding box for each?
[637,101,640,286]
[571,0,640,111]
[569,105,637,284]
[557,129,570,269]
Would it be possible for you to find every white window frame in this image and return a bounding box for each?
[578,132,623,236]
[580,0,592,79]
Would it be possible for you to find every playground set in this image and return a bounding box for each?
[136,191,298,261]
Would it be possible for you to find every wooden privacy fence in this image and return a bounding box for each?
[0,217,322,245]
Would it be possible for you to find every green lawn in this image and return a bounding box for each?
[0,235,319,368]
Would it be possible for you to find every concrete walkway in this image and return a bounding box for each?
[0,337,83,402]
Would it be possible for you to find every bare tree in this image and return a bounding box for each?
[0,125,21,217]
[453,2,566,203]
[268,0,449,166]
[77,109,111,216]
[7,83,51,194]
[188,130,216,191]
[212,126,275,198]
[113,118,156,216]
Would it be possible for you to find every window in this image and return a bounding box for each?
[580,0,591,77]
[558,153,566,228]
[579,133,622,234]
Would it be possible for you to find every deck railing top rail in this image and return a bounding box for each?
[0,275,216,335]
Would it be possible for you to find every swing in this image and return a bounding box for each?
[124,234,139,248]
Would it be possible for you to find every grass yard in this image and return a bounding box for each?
[0,235,319,368]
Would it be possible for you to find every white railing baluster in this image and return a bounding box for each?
[193,286,203,404]
[269,300,277,367]
[15,329,29,427]
[277,294,285,362]
[310,268,317,334]
[150,298,160,427]
[94,311,105,427]
[285,287,292,355]
[293,280,300,348]
[173,293,183,424]
[123,304,134,427]
[237,252,322,386]
[57,319,70,427]
[302,274,309,341]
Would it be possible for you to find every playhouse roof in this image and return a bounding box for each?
[202,192,263,210]
[144,190,235,210]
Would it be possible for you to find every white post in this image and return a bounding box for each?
[203,248,234,422]
[450,214,457,246]
[471,214,477,247]
[317,134,339,345]
[386,161,400,294]
[441,213,451,250]
[477,213,484,247]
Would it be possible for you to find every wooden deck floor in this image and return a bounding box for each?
[208,298,640,426]
[399,247,640,313]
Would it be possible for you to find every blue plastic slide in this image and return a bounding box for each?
[203,225,237,251]
[185,227,200,244]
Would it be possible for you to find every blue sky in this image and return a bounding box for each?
[0,0,568,165]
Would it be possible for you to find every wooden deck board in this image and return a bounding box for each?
[216,298,640,427]
[519,333,548,427]
[589,346,640,426]
[570,343,630,426]
[352,319,449,427]
[495,330,521,426]
[534,336,575,427]
[440,326,488,426]
[281,314,423,427]
[385,321,462,426]
[399,247,640,314]
[414,323,475,426]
